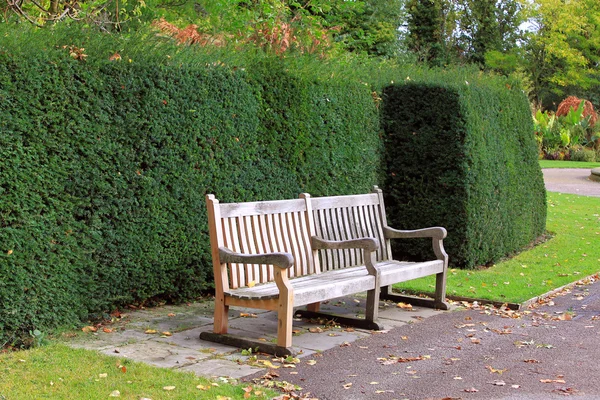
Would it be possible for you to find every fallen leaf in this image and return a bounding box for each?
[397,302,413,310]
[309,327,323,333]
[464,387,479,392]
[397,356,426,363]
[167,313,176,317]
[512,384,521,388]
[491,380,506,386]
[196,384,209,390]
[369,382,379,385]
[306,360,317,366]
[99,373,108,378]
[343,383,352,389]
[103,328,113,333]
[486,366,507,375]
[471,338,481,344]
[109,390,120,397]
[144,329,158,334]
[161,331,172,337]
[257,360,279,369]
[248,281,256,288]
[540,379,566,384]
[163,386,176,391]
[524,359,540,363]
[82,326,97,333]
[240,313,257,318]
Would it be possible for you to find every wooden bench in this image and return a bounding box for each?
[200,187,448,356]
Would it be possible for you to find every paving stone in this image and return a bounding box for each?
[178,358,265,379]
[152,327,238,355]
[289,329,369,352]
[68,329,152,351]
[98,341,212,369]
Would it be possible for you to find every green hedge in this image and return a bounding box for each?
[0,48,381,345]
[382,78,547,269]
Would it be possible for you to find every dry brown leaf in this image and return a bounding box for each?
[144,329,158,334]
[486,365,507,374]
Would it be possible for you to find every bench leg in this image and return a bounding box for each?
[306,302,320,312]
[365,287,380,322]
[213,297,229,334]
[433,271,449,310]
[277,292,294,349]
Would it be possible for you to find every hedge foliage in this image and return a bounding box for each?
[0,26,546,344]
[0,34,381,345]
[382,75,546,269]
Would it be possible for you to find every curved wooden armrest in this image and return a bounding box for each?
[218,247,294,270]
[383,226,447,240]
[311,236,379,252]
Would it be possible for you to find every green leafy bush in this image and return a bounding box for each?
[0,32,381,346]
[570,147,597,162]
[534,101,599,159]
[382,74,546,269]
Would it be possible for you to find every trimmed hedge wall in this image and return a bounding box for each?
[382,80,546,269]
[0,53,381,345]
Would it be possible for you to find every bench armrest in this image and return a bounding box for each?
[383,226,447,240]
[311,236,379,252]
[384,226,448,262]
[311,236,380,277]
[218,247,294,270]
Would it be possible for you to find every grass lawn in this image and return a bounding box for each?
[539,160,600,169]
[0,344,275,400]
[394,192,600,304]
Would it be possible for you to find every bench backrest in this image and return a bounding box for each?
[308,188,392,271]
[206,195,317,290]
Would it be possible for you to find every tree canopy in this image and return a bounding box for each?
[2,0,597,109]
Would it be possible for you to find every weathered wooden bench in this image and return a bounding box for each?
[200,187,448,356]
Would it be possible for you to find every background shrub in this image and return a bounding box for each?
[382,75,546,269]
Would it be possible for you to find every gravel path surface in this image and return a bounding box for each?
[542,168,600,197]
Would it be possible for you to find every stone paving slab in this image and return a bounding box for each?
[67,293,451,380]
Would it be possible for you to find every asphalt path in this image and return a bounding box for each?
[245,169,600,400]
[247,278,600,400]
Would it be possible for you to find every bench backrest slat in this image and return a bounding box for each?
[310,191,392,270]
[208,197,316,290]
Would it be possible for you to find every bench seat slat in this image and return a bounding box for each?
[377,260,445,286]
[225,266,375,306]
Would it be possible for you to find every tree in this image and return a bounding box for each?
[454,0,523,64]
[487,0,600,108]
[405,0,454,65]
